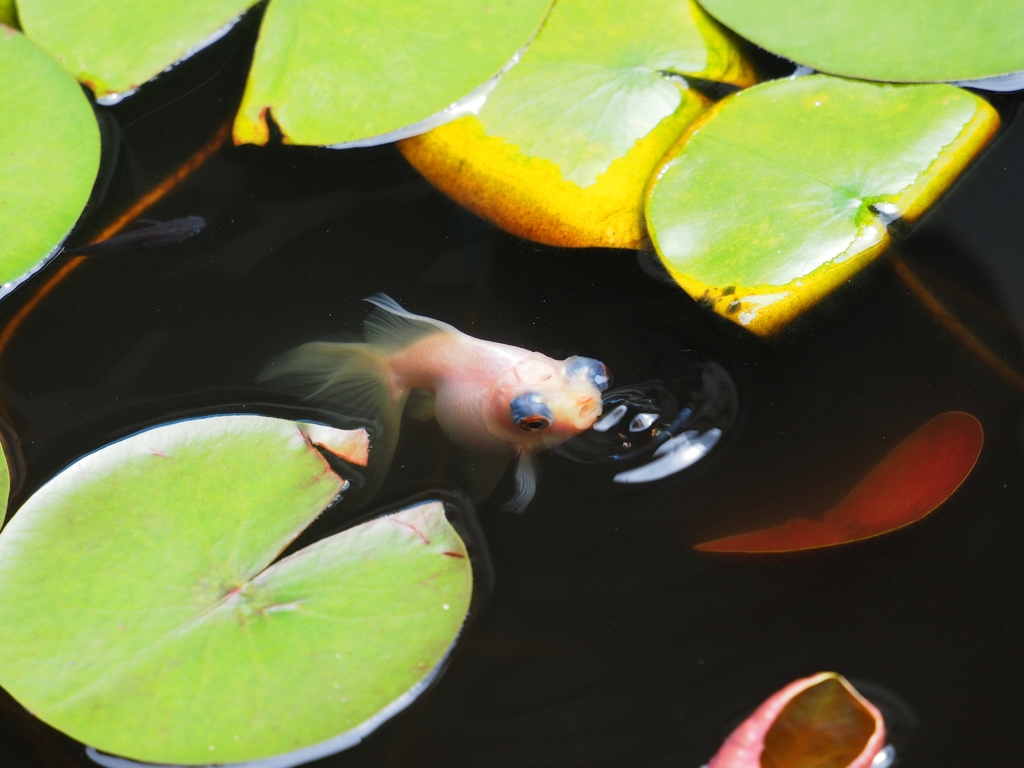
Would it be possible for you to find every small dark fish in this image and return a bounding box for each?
[71,216,207,256]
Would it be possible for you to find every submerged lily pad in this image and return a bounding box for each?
[707,673,887,768]
[646,75,998,335]
[400,0,752,249]
[0,415,472,765]
[695,412,983,553]
[18,0,256,102]
[234,0,554,147]
[0,26,99,294]
[699,0,1024,84]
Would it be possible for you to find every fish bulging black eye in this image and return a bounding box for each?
[565,356,611,392]
[511,393,553,431]
[519,416,551,430]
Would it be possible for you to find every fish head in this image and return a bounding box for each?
[483,353,609,449]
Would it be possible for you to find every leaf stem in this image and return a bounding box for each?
[892,255,1024,392]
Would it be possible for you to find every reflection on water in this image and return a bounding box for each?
[553,361,737,482]
[613,429,722,484]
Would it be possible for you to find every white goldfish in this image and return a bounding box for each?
[259,295,609,512]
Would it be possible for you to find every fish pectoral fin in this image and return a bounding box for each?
[500,449,537,514]
[460,452,512,504]
[405,388,436,422]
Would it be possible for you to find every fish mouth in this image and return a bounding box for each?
[577,396,601,424]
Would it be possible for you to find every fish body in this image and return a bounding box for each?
[72,216,206,255]
[259,294,609,511]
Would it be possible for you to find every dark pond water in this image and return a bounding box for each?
[1,13,1023,768]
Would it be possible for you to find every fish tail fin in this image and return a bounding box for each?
[363,293,460,351]
[258,341,406,485]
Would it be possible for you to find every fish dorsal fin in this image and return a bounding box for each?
[363,293,461,352]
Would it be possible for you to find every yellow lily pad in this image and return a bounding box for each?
[399,0,751,249]
[645,75,999,335]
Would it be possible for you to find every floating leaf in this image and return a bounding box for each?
[17,0,256,102]
[695,412,983,553]
[698,0,1024,84]
[646,75,998,335]
[0,415,473,765]
[0,26,99,294]
[401,0,752,249]
[707,672,887,768]
[234,0,554,147]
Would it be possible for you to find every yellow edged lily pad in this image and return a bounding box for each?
[400,0,752,249]
[645,75,999,335]
[400,94,709,249]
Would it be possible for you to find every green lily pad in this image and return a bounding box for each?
[234,0,554,146]
[646,75,999,335]
[0,26,99,294]
[17,0,256,101]
[698,0,1024,83]
[0,415,472,765]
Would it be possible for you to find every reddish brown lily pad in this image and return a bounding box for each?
[707,672,886,768]
[696,411,983,553]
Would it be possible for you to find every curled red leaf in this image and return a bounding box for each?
[696,411,983,553]
[707,672,886,768]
